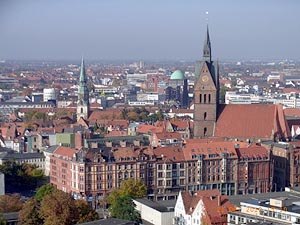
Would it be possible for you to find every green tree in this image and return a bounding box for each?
[35,184,54,202]
[109,195,141,223]
[0,161,45,192]
[0,214,5,225]
[219,85,230,104]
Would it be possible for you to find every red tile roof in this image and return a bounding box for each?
[54,146,79,159]
[282,88,300,94]
[88,109,122,122]
[183,141,239,160]
[153,146,185,162]
[215,104,290,140]
[136,124,163,134]
[236,145,269,159]
[155,132,182,140]
[284,108,300,118]
[181,189,220,215]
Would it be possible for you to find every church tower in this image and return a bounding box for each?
[193,26,219,138]
[77,57,90,121]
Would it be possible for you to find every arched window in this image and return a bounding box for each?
[204,94,207,103]
[208,94,211,103]
[200,94,202,103]
[204,127,207,136]
[204,112,207,120]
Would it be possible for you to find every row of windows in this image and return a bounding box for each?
[199,94,213,104]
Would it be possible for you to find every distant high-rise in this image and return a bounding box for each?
[193,26,219,138]
[77,57,90,121]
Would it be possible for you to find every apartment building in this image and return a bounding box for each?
[49,140,274,208]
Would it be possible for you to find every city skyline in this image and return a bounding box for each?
[1,0,299,61]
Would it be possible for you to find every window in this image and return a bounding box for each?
[204,94,207,103]
[81,108,83,113]
[204,112,207,120]
[209,94,211,103]
[204,127,207,136]
[199,94,202,103]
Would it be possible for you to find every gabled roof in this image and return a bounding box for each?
[215,104,290,141]
[180,189,220,215]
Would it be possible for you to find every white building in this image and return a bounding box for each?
[134,198,175,225]
[174,190,234,225]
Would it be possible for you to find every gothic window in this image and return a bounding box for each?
[200,94,202,103]
[204,94,207,103]
[204,112,207,120]
[209,94,211,103]
[204,127,207,136]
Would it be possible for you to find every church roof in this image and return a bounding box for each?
[170,70,185,80]
[215,104,290,141]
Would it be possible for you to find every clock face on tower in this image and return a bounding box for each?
[202,75,209,83]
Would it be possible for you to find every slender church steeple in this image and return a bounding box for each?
[77,57,90,121]
[203,25,211,62]
[193,26,219,138]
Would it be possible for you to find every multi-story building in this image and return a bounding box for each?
[49,139,273,207]
[263,141,300,190]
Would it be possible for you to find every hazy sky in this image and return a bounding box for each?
[1,0,299,61]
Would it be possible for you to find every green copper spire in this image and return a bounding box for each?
[78,57,89,100]
[77,57,90,121]
[80,57,86,83]
[203,25,211,62]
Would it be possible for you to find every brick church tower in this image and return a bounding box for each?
[194,26,219,138]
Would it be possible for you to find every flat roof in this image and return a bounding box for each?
[229,191,300,207]
[134,198,176,212]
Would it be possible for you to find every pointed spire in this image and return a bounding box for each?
[80,57,86,83]
[203,25,211,62]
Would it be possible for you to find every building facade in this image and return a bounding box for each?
[49,140,273,206]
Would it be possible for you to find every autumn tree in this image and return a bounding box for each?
[0,194,23,213]
[107,178,147,205]
[39,189,78,225]
[19,186,99,225]
[75,200,99,224]
[19,198,43,225]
